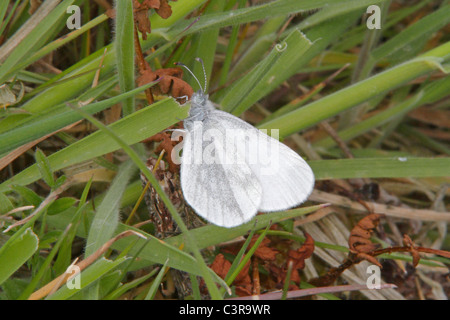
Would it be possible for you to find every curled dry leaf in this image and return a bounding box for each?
[348,213,384,267]
[402,234,421,267]
[210,253,230,279]
[137,65,194,103]
[221,234,279,262]
[283,232,315,289]
[268,233,315,290]
[144,130,181,173]
[250,236,278,261]
[287,232,315,271]
[210,253,252,296]
[310,213,449,288]
[212,234,280,296]
[348,214,383,252]
[270,262,301,291]
[156,0,173,19]
[133,0,175,40]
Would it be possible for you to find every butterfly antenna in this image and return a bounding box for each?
[195,57,207,93]
[174,61,204,93]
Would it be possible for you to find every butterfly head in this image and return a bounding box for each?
[191,90,209,107]
[175,58,214,124]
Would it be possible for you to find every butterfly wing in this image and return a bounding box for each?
[208,110,315,212]
[180,118,263,228]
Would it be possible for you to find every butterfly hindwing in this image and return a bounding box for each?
[207,110,315,212]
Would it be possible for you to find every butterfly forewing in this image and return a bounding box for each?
[180,116,263,228]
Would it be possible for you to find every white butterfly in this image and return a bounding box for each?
[177,60,314,228]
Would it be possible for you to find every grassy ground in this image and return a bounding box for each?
[0,0,449,300]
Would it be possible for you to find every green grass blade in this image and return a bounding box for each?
[220,9,362,115]
[217,0,246,87]
[397,125,450,156]
[371,4,450,65]
[82,159,136,300]
[34,148,55,188]
[46,256,130,300]
[224,224,271,296]
[46,204,323,276]
[0,228,39,286]
[0,0,76,84]
[114,0,135,116]
[315,73,450,149]
[104,268,158,300]
[181,0,226,90]
[260,49,450,138]
[17,224,71,299]
[226,16,287,83]
[296,0,389,31]
[9,14,109,79]
[144,259,170,300]
[220,28,314,115]
[0,81,157,155]
[0,97,187,192]
[309,157,450,180]
[85,160,136,257]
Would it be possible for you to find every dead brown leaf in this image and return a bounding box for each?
[348,213,383,267]
[133,0,175,40]
[250,236,278,261]
[287,232,315,270]
[210,253,252,296]
[409,108,450,129]
[137,65,194,103]
[144,130,181,173]
[402,234,421,267]
[156,0,173,19]
[210,253,231,279]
